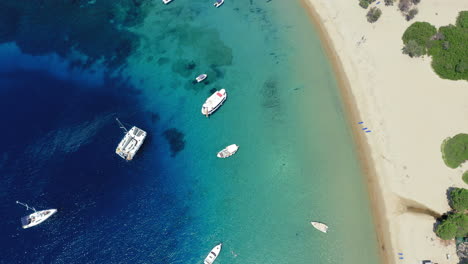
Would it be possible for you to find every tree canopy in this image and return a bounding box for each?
[402,11,468,80]
[450,188,468,211]
[442,134,468,169]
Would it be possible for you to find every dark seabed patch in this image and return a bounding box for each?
[163,128,186,157]
[0,0,153,67]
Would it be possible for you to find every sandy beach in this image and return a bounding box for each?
[301,0,468,263]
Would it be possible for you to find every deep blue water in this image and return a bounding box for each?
[0,65,193,263]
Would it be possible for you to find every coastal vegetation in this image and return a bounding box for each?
[367,7,382,23]
[463,172,468,185]
[359,0,375,9]
[450,188,468,212]
[398,0,421,21]
[442,134,468,169]
[402,11,468,80]
[435,188,468,240]
[358,0,382,23]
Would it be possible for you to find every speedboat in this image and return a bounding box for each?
[310,221,328,233]
[204,243,222,264]
[214,0,224,8]
[196,74,208,83]
[201,89,227,117]
[115,118,147,161]
[217,144,239,158]
[162,0,173,4]
[21,209,57,229]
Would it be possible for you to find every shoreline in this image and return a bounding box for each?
[299,1,394,263]
[300,0,468,263]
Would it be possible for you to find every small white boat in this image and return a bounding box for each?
[214,0,224,8]
[201,89,227,117]
[162,0,173,4]
[196,74,208,83]
[311,221,328,233]
[204,243,222,264]
[17,201,57,229]
[217,144,239,158]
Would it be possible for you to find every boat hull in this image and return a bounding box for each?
[204,243,222,264]
[201,89,227,116]
[196,74,208,83]
[21,209,57,229]
[217,144,239,158]
[311,221,328,233]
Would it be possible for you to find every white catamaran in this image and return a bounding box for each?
[17,201,57,229]
[115,118,147,161]
[201,89,227,117]
[204,243,222,264]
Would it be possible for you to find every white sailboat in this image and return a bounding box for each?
[310,221,328,233]
[115,118,147,161]
[204,243,222,264]
[17,201,57,229]
[217,144,239,158]
[201,89,227,117]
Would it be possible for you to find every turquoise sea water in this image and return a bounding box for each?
[0,0,380,263]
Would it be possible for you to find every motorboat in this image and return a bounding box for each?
[162,0,173,4]
[204,243,222,264]
[217,144,239,158]
[310,221,328,233]
[196,74,208,83]
[214,0,224,8]
[201,89,227,117]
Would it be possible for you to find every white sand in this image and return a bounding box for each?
[302,0,468,263]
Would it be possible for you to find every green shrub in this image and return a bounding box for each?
[402,40,425,57]
[436,217,458,239]
[436,212,468,240]
[402,22,437,47]
[428,23,468,80]
[450,188,468,211]
[399,0,411,12]
[359,0,369,9]
[367,7,382,23]
[456,11,468,28]
[463,172,468,185]
[442,134,468,168]
[384,0,394,5]
[406,8,418,21]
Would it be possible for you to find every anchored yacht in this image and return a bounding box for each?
[196,74,208,83]
[17,201,57,229]
[201,89,227,117]
[162,0,173,4]
[310,221,328,233]
[204,243,222,264]
[217,144,239,158]
[115,118,147,161]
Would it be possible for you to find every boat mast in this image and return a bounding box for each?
[16,201,37,212]
[115,118,128,133]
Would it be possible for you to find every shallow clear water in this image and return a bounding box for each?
[0,1,380,263]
